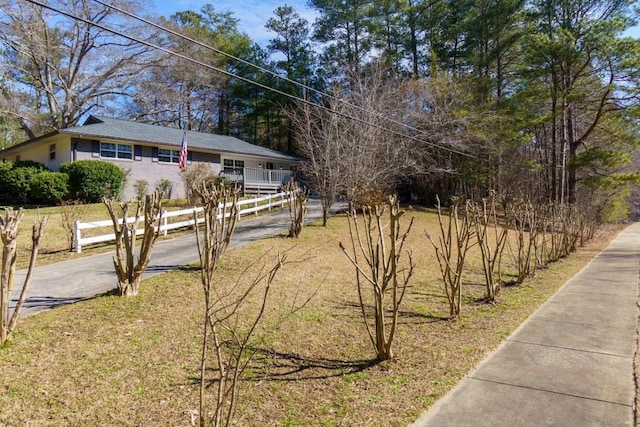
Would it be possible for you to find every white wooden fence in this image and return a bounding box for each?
[74,192,291,253]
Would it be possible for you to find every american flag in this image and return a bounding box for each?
[178,130,187,172]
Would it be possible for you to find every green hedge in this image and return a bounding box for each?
[0,160,49,203]
[60,160,124,202]
[30,172,69,204]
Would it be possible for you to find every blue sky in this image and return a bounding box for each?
[151,0,638,45]
[152,0,317,46]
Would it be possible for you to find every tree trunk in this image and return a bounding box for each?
[1,209,46,345]
[119,281,139,297]
[0,239,16,345]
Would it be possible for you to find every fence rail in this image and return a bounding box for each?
[74,192,291,253]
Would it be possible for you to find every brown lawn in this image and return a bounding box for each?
[0,207,624,426]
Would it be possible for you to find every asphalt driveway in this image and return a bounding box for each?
[10,198,343,317]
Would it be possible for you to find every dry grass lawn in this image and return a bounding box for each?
[0,206,624,426]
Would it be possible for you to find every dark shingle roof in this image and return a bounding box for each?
[59,116,297,161]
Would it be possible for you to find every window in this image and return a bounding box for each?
[49,144,56,160]
[158,148,181,164]
[100,142,133,160]
[265,162,274,170]
[223,159,244,172]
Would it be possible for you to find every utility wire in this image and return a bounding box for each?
[22,0,476,158]
[92,0,325,101]
[92,0,476,158]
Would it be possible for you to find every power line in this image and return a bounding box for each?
[21,0,477,158]
[92,0,325,101]
[92,0,477,158]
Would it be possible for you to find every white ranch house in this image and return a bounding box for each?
[0,116,298,199]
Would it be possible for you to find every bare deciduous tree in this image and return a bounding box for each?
[469,191,509,301]
[154,179,173,200]
[425,196,473,318]
[198,251,291,427]
[181,163,215,205]
[505,200,542,284]
[0,0,155,138]
[194,182,319,426]
[290,103,341,226]
[104,191,163,297]
[403,77,481,200]
[578,205,599,246]
[58,200,87,252]
[284,180,308,238]
[194,182,239,426]
[538,202,597,268]
[337,71,417,207]
[339,195,415,361]
[293,65,421,212]
[1,208,47,345]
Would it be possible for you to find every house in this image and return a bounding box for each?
[0,116,299,199]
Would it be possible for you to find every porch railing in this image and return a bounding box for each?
[219,168,293,187]
[244,168,293,185]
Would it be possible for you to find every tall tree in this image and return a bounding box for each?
[129,5,254,135]
[400,0,440,77]
[430,0,475,77]
[294,65,430,209]
[463,0,525,99]
[521,0,640,203]
[367,0,404,72]
[311,0,373,77]
[266,5,315,85]
[265,5,317,153]
[0,0,154,139]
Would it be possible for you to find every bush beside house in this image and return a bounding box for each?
[0,159,124,205]
[60,160,124,203]
[0,160,51,203]
[30,172,70,204]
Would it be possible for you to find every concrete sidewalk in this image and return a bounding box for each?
[412,222,640,427]
[10,198,343,317]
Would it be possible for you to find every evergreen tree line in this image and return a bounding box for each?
[0,0,638,215]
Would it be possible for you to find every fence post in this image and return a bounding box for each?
[236,201,241,220]
[268,194,272,212]
[162,210,168,236]
[216,204,222,224]
[75,220,82,253]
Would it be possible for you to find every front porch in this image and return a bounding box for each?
[219,167,294,195]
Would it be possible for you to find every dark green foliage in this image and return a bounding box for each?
[0,160,49,204]
[60,160,124,203]
[12,160,49,170]
[30,172,70,204]
[0,162,13,202]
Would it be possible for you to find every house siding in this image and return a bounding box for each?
[220,154,295,171]
[74,139,222,199]
[1,135,70,171]
[0,117,299,202]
